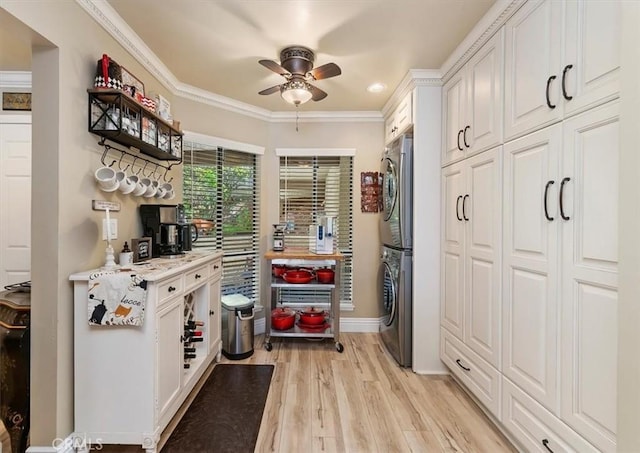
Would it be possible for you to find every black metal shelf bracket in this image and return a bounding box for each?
[98,137,176,183]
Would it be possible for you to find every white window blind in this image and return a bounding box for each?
[278,155,354,307]
[183,141,261,303]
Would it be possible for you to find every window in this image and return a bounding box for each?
[277,152,354,308]
[183,141,261,303]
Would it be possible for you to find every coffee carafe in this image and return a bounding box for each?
[140,204,183,257]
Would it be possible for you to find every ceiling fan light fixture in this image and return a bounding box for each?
[280,79,313,105]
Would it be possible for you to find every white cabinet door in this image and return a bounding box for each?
[563,0,620,118]
[504,0,564,141]
[156,298,183,421]
[464,147,502,368]
[503,124,561,413]
[441,162,465,339]
[385,92,413,145]
[442,71,467,166]
[208,278,222,358]
[560,102,619,452]
[465,28,504,157]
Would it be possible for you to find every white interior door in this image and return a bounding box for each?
[0,116,31,288]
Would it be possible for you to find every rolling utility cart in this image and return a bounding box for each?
[264,248,344,353]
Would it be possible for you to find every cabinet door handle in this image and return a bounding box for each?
[456,359,471,371]
[542,439,554,453]
[561,64,573,100]
[168,286,176,292]
[462,194,470,221]
[559,177,571,220]
[546,75,557,109]
[457,129,464,151]
[456,195,463,221]
[463,125,470,148]
[195,274,202,279]
[544,180,555,221]
[179,335,184,343]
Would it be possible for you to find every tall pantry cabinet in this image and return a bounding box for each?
[440,0,620,452]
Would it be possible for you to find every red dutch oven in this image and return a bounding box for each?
[271,307,295,330]
[282,269,315,284]
[298,306,327,325]
[272,264,288,278]
[315,268,335,284]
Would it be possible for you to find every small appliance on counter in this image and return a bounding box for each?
[272,224,285,251]
[140,204,197,257]
[309,215,334,255]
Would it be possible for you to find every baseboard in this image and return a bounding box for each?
[255,316,381,334]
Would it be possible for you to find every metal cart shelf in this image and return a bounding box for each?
[264,248,344,352]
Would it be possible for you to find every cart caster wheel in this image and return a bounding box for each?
[265,342,273,351]
[336,342,344,353]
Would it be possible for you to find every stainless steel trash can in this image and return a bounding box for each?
[221,294,255,360]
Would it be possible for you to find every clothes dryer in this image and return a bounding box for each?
[379,246,412,367]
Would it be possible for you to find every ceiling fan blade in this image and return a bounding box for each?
[308,62,341,80]
[309,84,328,102]
[259,59,290,76]
[258,85,281,96]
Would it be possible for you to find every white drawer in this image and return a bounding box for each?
[184,264,209,291]
[441,328,501,419]
[210,259,222,281]
[156,275,183,306]
[502,377,599,453]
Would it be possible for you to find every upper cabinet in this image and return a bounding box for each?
[442,29,504,167]
[385,92,413,145]
[504,0,620,142]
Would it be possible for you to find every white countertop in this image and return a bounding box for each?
[69,250,223,282]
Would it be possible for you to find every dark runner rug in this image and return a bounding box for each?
[162,364,274,453]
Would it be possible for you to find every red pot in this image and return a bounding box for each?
[315,268,335,284]
[271,307,295,330]
[272,264,287,278]
[282,270,315,284]
[298,307,327,325]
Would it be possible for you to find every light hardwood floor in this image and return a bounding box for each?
[210,332,516,453]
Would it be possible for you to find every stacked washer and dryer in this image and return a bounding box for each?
[379,133,413,367]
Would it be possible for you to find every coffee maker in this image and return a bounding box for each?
[140,204,182,257]
[176,204,198,252]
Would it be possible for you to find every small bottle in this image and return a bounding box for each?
[119,241,133,266]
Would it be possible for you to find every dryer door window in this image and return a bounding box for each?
[380,261,397,327]
[382,158,397,222]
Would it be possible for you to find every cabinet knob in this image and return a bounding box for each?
[214,265,219,269]
[195,274,202,279]
[209,310,215,316]
[168,286,176,292]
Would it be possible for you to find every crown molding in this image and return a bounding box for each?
[381,69,442,117]
[0,71,32,89]
[76,0,384,123]
[440,0,524,83]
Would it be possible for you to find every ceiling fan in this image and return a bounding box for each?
[258,46,342,106]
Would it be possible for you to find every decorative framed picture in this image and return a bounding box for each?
[120,67,145,99]
[2,92,32,111]
[131,237,152,263]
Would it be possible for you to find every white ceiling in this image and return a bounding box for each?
[1,0,497,112]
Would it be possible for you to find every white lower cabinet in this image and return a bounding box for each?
[502,377,599,453]
[71,252,223,452]
[441,329,501,418]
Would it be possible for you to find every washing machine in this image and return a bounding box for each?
[379,246,412,367]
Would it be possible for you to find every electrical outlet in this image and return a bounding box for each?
[102,219,118,240]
